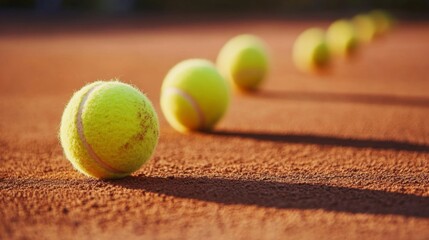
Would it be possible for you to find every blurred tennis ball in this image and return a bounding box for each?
[60,81,159,179]
[160,59,230,132]
[326,19,359,57]
[217,34,269,92]
[352,14,377,43]
[370,10,395,36]
[292,28,331,73]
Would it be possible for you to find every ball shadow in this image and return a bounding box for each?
[255,90,429,108]
[207,130,429,153]
[111,176,429,218]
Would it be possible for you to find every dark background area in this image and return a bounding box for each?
[0,0,428,17]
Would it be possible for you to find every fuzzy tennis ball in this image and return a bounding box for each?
[352,14,377,43]
[370,10,394,36]
[292,28,331,73]
[217,34,269,92]
[160,59,230,132]
[60,81,159,179]
[326,19,359,57]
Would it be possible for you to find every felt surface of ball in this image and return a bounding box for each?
[160,59,230,132]
[217,34,269,91]
[60,81,159,179]
[352,14,377,43]
[326,19,359,57]
[370,10,394,36]
[292,28,331,73]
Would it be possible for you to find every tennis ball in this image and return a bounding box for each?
[352,14,377,43]
[370,10,394,36]
[160,59,230,132]
[60,81,159,179]
[326,19,359,57]
[217,34,269,92]
[292,28,331,73]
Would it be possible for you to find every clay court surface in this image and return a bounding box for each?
[0,17,428,239]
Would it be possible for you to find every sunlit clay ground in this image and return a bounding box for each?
[0,18,429,239]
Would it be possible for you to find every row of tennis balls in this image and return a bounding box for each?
[293,10,395,73]
[60,11,394,179]
[163,10,396,133]
[59,34,268,179]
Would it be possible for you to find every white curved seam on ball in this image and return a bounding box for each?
[77,84,128,175]
[164,87,205,129]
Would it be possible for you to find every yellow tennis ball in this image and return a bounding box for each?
[326,19,359,57]
[370,10,394,36]
[160,59,230,132]
[60,81,159,179]
[292,28,331,73]
[352,14,377,43]
[217,34,269,92]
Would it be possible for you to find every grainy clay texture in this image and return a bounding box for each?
[0,17,428,240]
